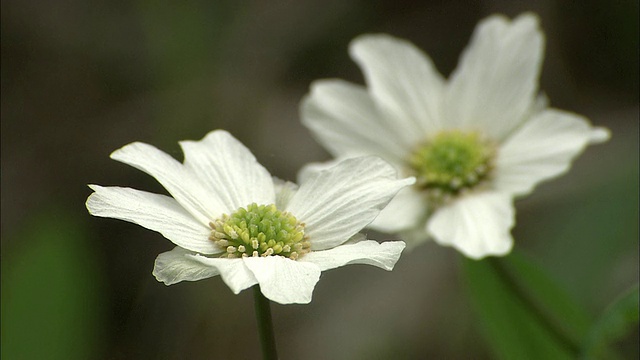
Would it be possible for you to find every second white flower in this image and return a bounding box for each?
[300,13,609,259]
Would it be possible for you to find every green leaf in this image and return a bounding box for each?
[582,284,639,359]
[1,209,104,360]
[463,251,592,360]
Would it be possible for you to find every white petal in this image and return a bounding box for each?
[297,158,342,184]
[110,141,223,225]
[286,157,415,250]
[494,109,609,197]
[86,185,218,254]
[350,34,445,139]
[342,232,367,245]
[272,177,298,209]
[301,240,405,271]
[427,192,514,259]
[179,130,275,213]
[532,92,549,115]
[190,255,258,294]
[243,256,321,305]
[153,247,220,285]
[444,13,544,140]
[589,127,611,144]
[298,157,406,188]
[369,187,427,233]
[301,80,410,162]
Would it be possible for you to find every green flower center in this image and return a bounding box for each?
[209,203,310,260]
[409,130,496,200]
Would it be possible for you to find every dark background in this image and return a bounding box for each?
[2,0,638,359]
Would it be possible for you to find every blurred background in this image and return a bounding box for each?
[2,0,638,359]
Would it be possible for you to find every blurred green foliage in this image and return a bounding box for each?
[464,253,639,360]
[1,209,104,359]
[520,162,639,311]
[463,253,589,360]
[583,284,640,359]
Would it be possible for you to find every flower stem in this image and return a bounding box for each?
[252,285,278,360]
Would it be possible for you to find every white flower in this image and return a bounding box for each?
[300,13,610,259]
[86,130,414,304]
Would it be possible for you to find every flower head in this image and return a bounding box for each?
[300,13,610,259]
[86,130,414,304]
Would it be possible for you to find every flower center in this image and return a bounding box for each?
[209,203,310,260]
[409,130,496,201]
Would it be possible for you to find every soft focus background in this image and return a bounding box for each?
[2,0,638,359]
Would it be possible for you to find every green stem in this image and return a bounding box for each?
[487,257,581,356]
[253,285,278,360]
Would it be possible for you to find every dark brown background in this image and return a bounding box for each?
[2,0,638,359]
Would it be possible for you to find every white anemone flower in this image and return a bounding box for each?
[86,130,414,304]
[300,13,610,259]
